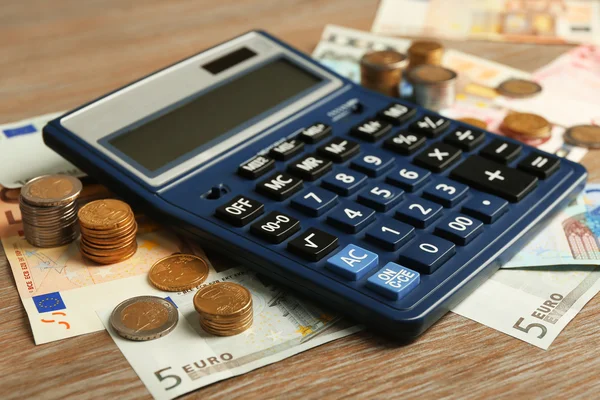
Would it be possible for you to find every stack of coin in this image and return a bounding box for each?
[149,254,209,292]
[110,296,179,341]
[78,199,138,264]
[360,50,408,97]
[497,78,542,98]
[500,112,552,146]
[407,40,444,68]
[406,64,458,110]
[193,282,253,336]
[564,125,600,149]
[20,175,82,248]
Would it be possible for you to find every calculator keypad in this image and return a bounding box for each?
[357,182,403,211]
[413,143,462,172]
[250,212,300,244]
[270,139,304,161]
[461,193,508,224]
[409,114,450,137]
[386,163,431,191]
[398,235,456,274]
[287,228,338,261]
[317,137,360,163]
[517,152,560,179]
[288,154,332,181]
[422,178,469,207]
[480,139,522,163]
[350,151,395,176]
[383,131,427,155]
[395,197,443,228]
[299,123,332,143]
[326,244,379,280]
[434,213,483,245]
[377,103,417,125]
[367,263,420,300]
[291,188,338,217]
[216,196,264,227]
[351,118,392,142]
[238,155,275,179]
[327,202,376,233]
[321,168,367,196]
[444,127,485,151]
[365,220,414,251]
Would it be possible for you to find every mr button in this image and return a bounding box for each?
[215,195,264,227]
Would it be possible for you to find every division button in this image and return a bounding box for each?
[287,228,339,262]
[450,155,538,202]
[366,263,420,300]
[269,139,305,161]
[317,137,360,163]
[298,123,332,144]
[326,244,379,280]
[444,127,486,151]
[237,155,275,179]
[398,234,456,274]
[365,220,414,251]
[408,114,450,137]
[413,143,462,172]
[383,131,427,155]
[461,193,508,224]
[250,211,300,244]
[287,154,332,181]
[377,103,417,125]
[291,187,338,217]
[480,139,521,163]
[256,172,303,201]
[215,195,264,227]
[351,118,392,142]
[517,152,560,179]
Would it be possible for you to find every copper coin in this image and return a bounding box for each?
[407,64,457,84]
[81,242,137,264]
[503,129,551,146]
[200,317,253,336]
[564,125,600,148]
[78,199,132,230]
[193,282,252,317]
[110,296,178,341]
[360,50,407,97]
[21,175,83,206]
[407,40,444,67]
[457,117,488,130]
[80,221,137,238]
[149,254,209,292]
[501,112,551,138]
[497,78,542,98]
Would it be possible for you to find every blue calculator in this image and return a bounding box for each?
[43,31,586,339]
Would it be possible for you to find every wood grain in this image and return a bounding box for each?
[1,1,599,399]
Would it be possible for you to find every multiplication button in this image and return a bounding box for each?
[215,195,264,227]
[250,212,300,244]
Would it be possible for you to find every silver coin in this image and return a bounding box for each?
[110,296,178,341]
[21,175,82,207]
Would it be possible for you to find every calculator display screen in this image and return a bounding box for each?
[108,58,323,172]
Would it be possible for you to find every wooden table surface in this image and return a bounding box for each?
[1,1,599,399]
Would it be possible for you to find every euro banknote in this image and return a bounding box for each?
[372,0,600,45]
[97,268,360,400]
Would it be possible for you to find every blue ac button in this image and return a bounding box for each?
[367,263,420,300]
[326,244,378,280]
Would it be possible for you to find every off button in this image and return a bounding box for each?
[215,195,264,227]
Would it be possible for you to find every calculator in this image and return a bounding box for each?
[43,31,587,339]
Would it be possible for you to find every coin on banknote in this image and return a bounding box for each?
[458,117,487,130]
[496,79,542,98]
[501,112,551,138]
[194,282,253,336]
[406,64,457,110]
[110,296,178,341]
[149,254,209,292]
[407,40,444,67]
[360,50,408,97]
[21,175,82,206]
[564,125,600,148]
[78,199,132,230]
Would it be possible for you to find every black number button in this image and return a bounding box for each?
[444,127,485,151]
[269,139,304,161]
[377,103,417,125]
[517,152,560,179]
[287,154,332,181]
[351,118,392,142]
[450,155,538,202]
[299,123,332,144]
[250,212,301,244]
[384,131,427,155]
[287,228,339,261]
[237,155,275,179]
[480,139,521,163]
[256,172,303,201]
[409,114,450,137]
[317,137,360,163]
[413,143,462,172]
[215,196,264,227]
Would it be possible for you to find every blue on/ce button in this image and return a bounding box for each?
[326,244,378,280]
[367,262,420,300]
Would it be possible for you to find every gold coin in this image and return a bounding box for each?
[564,125,600,149]
[193,282,252,317]
[407,40,444,67]
[21,175,83,206]
[78,199,132,230]
[458,117,487,130]
[497,79,542,98]
[501,112,551,138]
[407,64,457,84]
[360,50,407,97]
[110,296,178,341]
[148,254,210,292]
